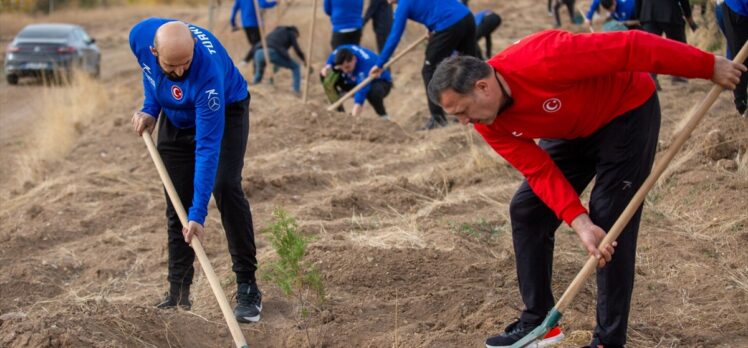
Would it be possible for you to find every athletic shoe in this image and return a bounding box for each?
[155,285,191,310]
[485,319,565,348]
[736,99,746,118]
[671,76,688,84]
[422,114,448,130]
[235,282,262,323]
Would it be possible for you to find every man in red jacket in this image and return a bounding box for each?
[427,30,745,348]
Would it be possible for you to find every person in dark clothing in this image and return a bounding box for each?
[321,45,393,119]
[474,10,502,59]
[637,0,698,87]
[721,0,748,117]
[363,0,393,53]
[130,19,263,324]
[324,0,364,50]
[369,0,477,130]
[253,26,306,94]
[553,0,577,27]
[230,0,277,66]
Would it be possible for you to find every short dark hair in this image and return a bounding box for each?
[601,0,614,10]
[288,25,299,37]
[334,48,355,66]
[427,55,493,105]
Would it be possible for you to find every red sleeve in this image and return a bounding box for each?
[525,30,714,84]
[476,125,588,225]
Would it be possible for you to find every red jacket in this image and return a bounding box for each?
[475,29,714,225]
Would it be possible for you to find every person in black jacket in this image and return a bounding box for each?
[553,0,578,27]
[637,0,698,87]
[363,0,393,53]
[721,0,748,117]
[253,26,306,94]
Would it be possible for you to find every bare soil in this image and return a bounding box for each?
[0,1,746,347]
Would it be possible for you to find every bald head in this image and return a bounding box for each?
[151,21,195,80]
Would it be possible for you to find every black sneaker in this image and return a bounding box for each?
[485,319,565,348]
[736,99,746,118]
[235,282,262,323]
[671,76,688,84]
[422,114,449,130]
[155,285,191,310]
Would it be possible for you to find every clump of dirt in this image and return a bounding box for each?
[702,128,738,161]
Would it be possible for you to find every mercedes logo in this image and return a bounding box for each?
[208,97,220,111]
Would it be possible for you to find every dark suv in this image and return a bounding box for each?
[4,23,101,85]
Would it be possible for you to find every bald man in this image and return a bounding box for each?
[129,18,263,323]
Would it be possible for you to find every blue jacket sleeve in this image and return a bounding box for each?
[377,1,408,67]
[586,0,600,21]
[188,77,225,225]
[230,0,240,27]
[140,76,161,118]
[260,0,277,9]
[324,0,332,16]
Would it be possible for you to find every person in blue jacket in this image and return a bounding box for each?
[721,0,748,117]
[230,0,277,66]
[324,0,364,50]
[321,44,393,119]
[584,0,639,30]
[129,18,263,324]
[363,0,393,53]
[369,0,476,130]
[474,9,502,59]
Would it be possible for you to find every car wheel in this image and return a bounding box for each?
[6,74,18,85]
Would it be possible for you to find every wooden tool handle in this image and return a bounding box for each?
[555,42,748,311]
[326,33,429,111]
[253,0,273,81]
[142,133,249,348]
[302,0,318,102]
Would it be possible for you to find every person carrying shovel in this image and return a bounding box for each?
[369,0,477,130]
[129,18,263,324]
[321,44,393,120]
[426,29,745,348]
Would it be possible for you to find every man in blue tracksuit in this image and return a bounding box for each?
[324,0,364,50]
[363,0,393,53]
[321,44,393,119]
[129,18,262,324]
[722,0,748,117]
[474,10,502,59]
[231,0,277,66]
[370,0,476,130]
[584,0,638,29]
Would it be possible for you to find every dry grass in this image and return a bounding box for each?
[10,72,105,185]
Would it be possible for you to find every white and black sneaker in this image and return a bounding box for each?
[485,319,565,348]
[235,282,262,323]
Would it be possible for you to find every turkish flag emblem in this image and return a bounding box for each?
[171,85,183,101]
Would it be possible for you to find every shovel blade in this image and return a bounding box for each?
[508,308,563,348]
